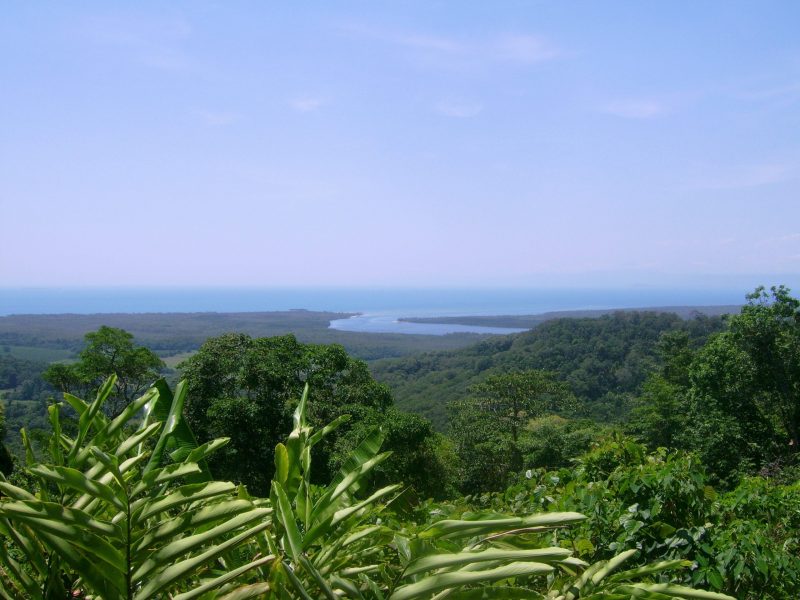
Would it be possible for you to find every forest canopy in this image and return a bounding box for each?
[1,286,798,598]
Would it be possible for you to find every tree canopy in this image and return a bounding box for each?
[628,285,800,486]
[180,333,451,496]
[449,370,577,493]
[42,325,164,416]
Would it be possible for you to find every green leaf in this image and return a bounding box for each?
[68,375,116,463]
[590,548,638,585]
[28,464,125,512]
[272,480,304,562]
[405,547,573,576]
[133,507,270,580]
[420,512,586,540]
[608,559,691,583]
[298,554,338,600]
[434,588,544,599]
[144,378,187,476]
[617,584,736,600]
[132,520,270,600]
[132,499,265,556]
[171,556,275,600]
[0,542,40,598]
[390,561,554,600]
[215,583,272,600]
[0,500,121,540]
[275,443,290,486]
[133,481,237,521]
[308,414,351,447]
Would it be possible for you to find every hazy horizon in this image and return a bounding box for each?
[0,284,782,318]
[3,2,799,287]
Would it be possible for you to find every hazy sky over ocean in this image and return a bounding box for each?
[2,1,799,288]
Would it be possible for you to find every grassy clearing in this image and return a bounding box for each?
[1,345,74,363]
[161,351,196,368]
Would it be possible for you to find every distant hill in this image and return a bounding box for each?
[400,305,740,329]
[0,311,492,362]
[372,310,727,429]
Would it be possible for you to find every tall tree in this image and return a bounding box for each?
[450,370,576,492]
[43,326,164,417]
[0,401,12,475]
[658,286,800,485]
[727,285,800,451]
[469,370,576,445]
[180,333,396,494]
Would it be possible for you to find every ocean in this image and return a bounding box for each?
[0,287,752,335]
[0,287,752,317]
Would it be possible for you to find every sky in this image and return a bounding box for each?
[2,1,799,289]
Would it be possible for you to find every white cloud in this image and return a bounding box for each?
[601,100,666,119]
[492,34,559,64]
[693,163,795,190]
[192,110,239,126]
[73,15,193,71]
[337,23,560,70]
[390,33,462,54]
[757,233,800,246]
[739,81,800,103]
[434,100,483,118]
[289,96,327,113]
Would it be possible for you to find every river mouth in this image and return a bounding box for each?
[328,314,527,336]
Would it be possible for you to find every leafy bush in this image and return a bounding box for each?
[465,437,800,599]
[0,379,735,599]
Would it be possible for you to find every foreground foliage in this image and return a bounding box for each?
[466,437,800,599]
[0,379,735,599]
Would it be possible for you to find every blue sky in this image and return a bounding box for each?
[2,1,799,289]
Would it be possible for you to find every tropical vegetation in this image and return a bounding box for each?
[1,285,799,597]
[0,378,736,599]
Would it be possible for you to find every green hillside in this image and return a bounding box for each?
[372,311,725,428]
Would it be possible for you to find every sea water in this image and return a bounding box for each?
[0,287,750,335]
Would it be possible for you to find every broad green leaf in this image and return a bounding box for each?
[275,442,290,486]
[405,547,572,576]
[144,378,187,476]
[29,464,125,512]
[590,548,638,584]
[272,480,304,562]
[433,588,545,599]
[293,384,309,429]
[35,529,126,598]
[330,484,402,529]
[0,517,49,578]
[420,512,586,540]
[116,422,162,457]
[171,555,275,600]
[617,584,736,600]
[299,555,338,600]
[74,386,158,467]
[0,542,40,598]
[133,507,271,581]
[0,500,121,540]
[283,558,315,600]
[309,451,392,531]
[68,375,116,463]
[308,414,351,447]
[132,498,264,555]
[133,520,270,599]
[608,559,691,583]
[390,561,554,600]
[47,404,64,467]
[133,481,236,520]
[216,583,272,600]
